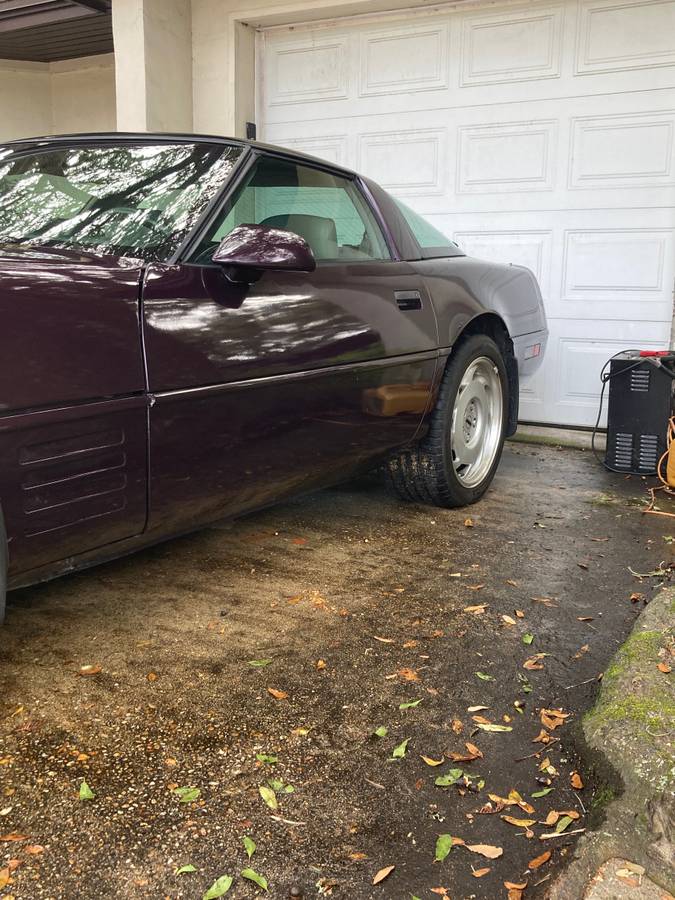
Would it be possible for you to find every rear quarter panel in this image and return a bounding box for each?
[412,256,547,347]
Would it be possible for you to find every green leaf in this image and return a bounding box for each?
[475,671,495,681]
[523,633,534,645]
[259,785,278,810]
[79,780,95,801]
[243,836,256,860]
[531,787,553,798]
[256,753,277,764]
[203,875,233,899]
[248,659,272,667]
[434,768,463,787]
[663,535,673,544]
[373,726,388,738]
[555,815,573,834]
[392,738,410,759]
[476,723,512,732]
[434,834,454,862]
[173,786,201,803]
[399,699,422,710]
[175,864,197,875]
[518,673,533,693]
[241,868,268,891]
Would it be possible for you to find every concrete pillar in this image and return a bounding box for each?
[112,0,193,133]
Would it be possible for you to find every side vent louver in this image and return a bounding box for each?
[630,369,650,392]
[638,434,659,472]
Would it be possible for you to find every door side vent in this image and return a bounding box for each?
[630,369,650,392]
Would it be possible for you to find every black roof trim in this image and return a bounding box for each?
[3,132,359,178]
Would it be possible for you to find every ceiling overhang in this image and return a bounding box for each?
[0,0,112,61]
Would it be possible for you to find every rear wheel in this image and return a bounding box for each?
[385,334,508,508]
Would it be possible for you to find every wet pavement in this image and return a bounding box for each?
[0,443,672,900]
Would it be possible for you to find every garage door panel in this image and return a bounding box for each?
[260,0,675,426]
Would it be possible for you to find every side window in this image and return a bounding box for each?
[194,155,391,264]
[395,199,463,258]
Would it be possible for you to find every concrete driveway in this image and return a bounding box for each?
[0,443,669,899]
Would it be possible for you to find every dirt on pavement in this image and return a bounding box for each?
[0,443,672,900]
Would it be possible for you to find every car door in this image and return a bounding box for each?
[142,152,439,536]
[0,248,148,577]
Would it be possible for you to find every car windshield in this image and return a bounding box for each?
[0,141,243,262]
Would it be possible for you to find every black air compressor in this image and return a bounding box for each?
[604,351,674,475]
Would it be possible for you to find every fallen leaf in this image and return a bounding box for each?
[315,659,327,670]
[447,742,482,762]
[477,723,512,733]
[505,882,528,890]
[79,780,95,801]
[528,849,552,869]
[173,786,200,804]
[398,668,420,682]
[77,664,102,677]
[267,688,288,701]
[373,636,395,644]
[451,719,463,734]
[24,845,44,855]
[400,699,422,710]
[475,671,495,681]
[506,579,518,587]
[464,604,488,615]
[473,867,491,878]
[467,705,489,713]
[573,645,590,660]
[577,616,594,622]
[259,786,277,810]
[372,865,395,885]
[502,816,536,828]
[464,518,474,527]
[578,561,590,570]
[435,834,454,862]
[657,662,672,674]
[241,868,268,891]
[146,672,158,682]
[0,834,28,842]
[392,739,410,759]
[421,755,445,767]
[532,729,551,744]
[502,615,516,626]
[571,771,584,790]
[555,815,573,833]
[175,864,197,875]
[523,654,546,670]
[248,659,272,667]
[203,875,233,899]
[373,726,388,738]
[540,709,570,730]
[522,633,534,645]
[466,844,503,859]
[243,836,256,860]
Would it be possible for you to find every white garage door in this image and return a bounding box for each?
[258,0,675,427]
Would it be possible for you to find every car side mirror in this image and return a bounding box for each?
[212,223,316,283]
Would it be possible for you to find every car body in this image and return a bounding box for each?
[0,133,547,620]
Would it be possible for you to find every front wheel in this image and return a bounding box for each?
[385,334,508,508]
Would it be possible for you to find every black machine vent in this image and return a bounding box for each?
[605,353,673,475]
[630,369,651,392]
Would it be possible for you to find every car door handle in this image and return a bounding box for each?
[395,290,422,311]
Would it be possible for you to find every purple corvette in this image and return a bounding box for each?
[0,134,547,620]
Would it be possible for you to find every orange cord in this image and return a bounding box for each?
[657,416,675,491]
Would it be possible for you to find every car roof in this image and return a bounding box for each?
[3,132,359,178]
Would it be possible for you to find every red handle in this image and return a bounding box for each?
[639,350,673,357]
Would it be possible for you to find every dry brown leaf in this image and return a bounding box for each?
[464,604,488,615]
[506,579,519,587]
[502,615,517,626]
[571,771,584,790]
[451,719,463,734]
[0,834,27,842]
[464,518,474,527]
[373,636,395,644]
[472,867,491,878]
[532,729,552,744]
[315,659,327,670]
[421,755,444,767]
[24,845,43,855]
[630,592,644,603]
[467,584,485,591]
[472,715,491,725]
[543,810,559,826]
[467,705,489,712]
[573,644,590,660]
[349,852,367,860]
[523,654,546,671]
[540,708,569,730]
[505,882,528,890]
[528,849,552,869]
[430,889,449,896]
[466,844,503,859]
[267,688,288,701]
[372,865,394,885]
[146,672,158,682]
[402,640,418,649]
[398,668,420,682]
[657,662,672,674]
[77,664,102,677]
[515,609,525,618]
[502,815,536,828]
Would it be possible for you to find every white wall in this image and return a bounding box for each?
[51,55,116,135]
[0,61,51,142]
[0,54,116,142]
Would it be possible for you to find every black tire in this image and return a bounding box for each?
[386,334,508,508]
